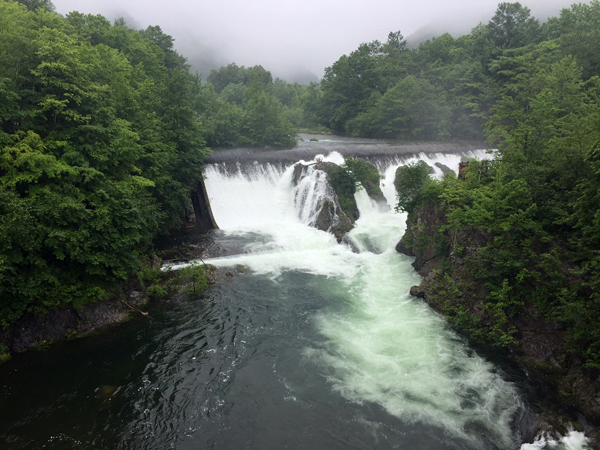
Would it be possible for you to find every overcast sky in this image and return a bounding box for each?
[52,0,585,83]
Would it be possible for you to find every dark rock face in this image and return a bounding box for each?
[189,179,219,231]
[0,291,147,354]
[396,203,447,276]
[313,161,338,176]
[435,162,454,175]
[292,162,308,185]
[395,239,414,257]
[397,201,600,433]
[293,162,356,242]
[409,285,425,298]
[314,198,355,242]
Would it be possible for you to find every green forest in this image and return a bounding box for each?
[0,0,213,325]
[2,0,600,377]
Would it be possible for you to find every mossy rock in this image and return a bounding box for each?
[315,199,354,242]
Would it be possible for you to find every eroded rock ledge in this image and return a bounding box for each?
[292,158,386,243]
[0,286,148,354]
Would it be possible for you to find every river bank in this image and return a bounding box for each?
[397,200,600,445]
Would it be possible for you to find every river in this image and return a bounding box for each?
[0,136,591,449]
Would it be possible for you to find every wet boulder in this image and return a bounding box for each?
[434,162,454,175]
[292,162,357,242]
[292,163,308,185]
[292,161,338,186]
[314,198,355,242]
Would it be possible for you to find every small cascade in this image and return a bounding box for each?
[293,165,335,226]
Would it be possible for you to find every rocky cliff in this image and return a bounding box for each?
[0,283,149,356]
[292,161,355,242]
[292,158,386,243]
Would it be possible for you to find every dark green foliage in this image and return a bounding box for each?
[240,81,297,148]
[201,67,299,148]
[309,0,600,141]
[15,0,55,12]
[0,2,210,326]
[178,263,210,294]
[319,44,380,132]
[138,262,212,299]
[394,161,435,214]
[347,75,451,139]
[328,157,383,220]
[344,157,383,203]
[329,165,360,220]
[487,2,540,49]
[207,63,272,93]
[343,157,381,189]
[317,27,484,138]
[547,1,600,80]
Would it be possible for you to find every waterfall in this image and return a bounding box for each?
[185,149,589,450]
[294,167,337,227]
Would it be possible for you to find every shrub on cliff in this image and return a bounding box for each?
[394,161,439,214]
[328,157,384,220]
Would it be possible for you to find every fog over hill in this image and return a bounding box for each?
[52,0,589,82]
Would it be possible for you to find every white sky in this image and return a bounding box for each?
[51,0,584,82]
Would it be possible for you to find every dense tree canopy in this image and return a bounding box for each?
[308,1,600,141]
[487,2,540,49]
[0,1,210,325]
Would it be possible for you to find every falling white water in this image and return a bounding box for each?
[521,430,590,450]
[192,150,589,450]
[294,168,335,226]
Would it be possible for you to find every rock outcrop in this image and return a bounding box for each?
[359,160,389,211]
[434,162,454,175]
[314,198,355,241]
[292,162,355,242]
[0,289,148,354]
